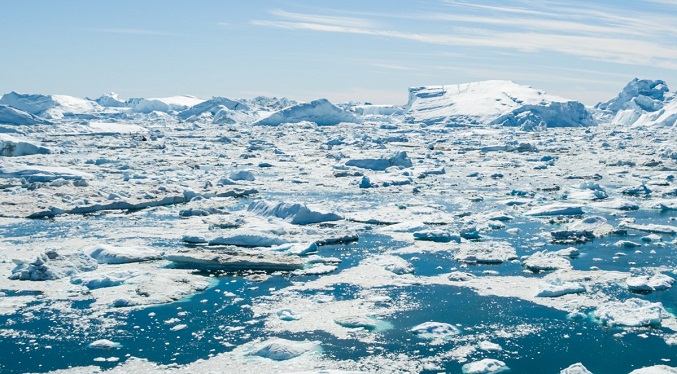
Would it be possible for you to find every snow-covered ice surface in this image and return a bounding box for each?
[1,80,677,373]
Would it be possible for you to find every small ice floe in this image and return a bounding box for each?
[88,339,122,349]
[248,338,320,361]
[410,322,460,340]
[620,223,677,234]
[229,170,255,181]
[10,250,98,281]
[567,216,615,237]
[87,244,162,264]
[208,231,288,247]
[478,341,502,351]
[553,247,580,258]
[164,251,304,272]
[448,271,476,282]
[455,242,517,264]
[522,251,573,272]
[641,234,662,243]
[277,309,301,321]
[170,324,188,331]
[247,200,342,225]
[560,362,592,374]
[71,270,139,290]
[629,365,677,374]
[536,277,585,297]
[614,240,642,249]
[334,315,379,330]
[626,273,674,292]
[525,204,584,217]
[461,358,509,373]
[594,298,665,327]
[344,151,412,171]
[379,255,415,275]
[292,264,337,276]
[413,229,462,243]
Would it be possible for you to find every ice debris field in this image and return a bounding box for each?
[1,78,677,373]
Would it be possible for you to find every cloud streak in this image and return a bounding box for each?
[252,2,677,71]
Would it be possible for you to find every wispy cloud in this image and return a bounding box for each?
[251,3,677,71]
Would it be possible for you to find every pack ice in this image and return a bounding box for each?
[0,78,676,374]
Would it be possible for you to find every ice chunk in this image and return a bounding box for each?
[523,251,573,272]
[413,229,461,243]
[87,245,161,264]
[478,341,502,351]
[0,161,91,182]
[455,242,517,264]
[345,151,413,171]
[448,271,476,281]
[594,298,665,327]
[629,365,677,374]
[334,316,379,330]
[88,339,122,349]
[71,270,139,289]
[525,204,584,216]
[249,338,320,360]
[560,363,592,374]
[410,321,460,339]
[164,250,304,272]
[254,98,359,126]
[461,358,509,373]
[292,264,337,276]
[208,231,288,247]
[626,273,674,292]
[248,200,342,225]
[10,251,97,281]
[536,277,585,297]
[229,170,255,181]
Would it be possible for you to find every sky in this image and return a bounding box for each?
[1,0,677,105]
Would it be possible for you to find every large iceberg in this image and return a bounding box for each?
[0,91,101,119]
[596,78,677,127]
[254,98,360,126]
[404,80,593,129]
[0,104,48,125]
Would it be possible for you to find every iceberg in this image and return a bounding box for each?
[405,80,592,129]
[0,104,48,125]
[248,338,320,360]
[0,134,50,156]
[254,98,359,126]
[248,200,342,225]
[462,359,509,373]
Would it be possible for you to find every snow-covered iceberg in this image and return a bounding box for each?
[254,98,359,126]
[404,80,593,129]
[0,104,48,125]
[0,91,101,119]
[247,200,342,225]
[596,78,677,127]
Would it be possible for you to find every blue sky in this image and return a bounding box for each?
[2,0,676,105]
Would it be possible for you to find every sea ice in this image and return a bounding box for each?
[560,362,592,374]
[87,244,162,264]
[523,251,573,272]
[626,273,674,292]
[409,321,460,339]
[594,298,665,327]
[461,358,509,373]
[249,338,320,360]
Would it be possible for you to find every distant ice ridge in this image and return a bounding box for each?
[404,80,593,129]
[595,78,677,127]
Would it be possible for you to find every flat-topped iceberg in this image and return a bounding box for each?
[405,80,592,129]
